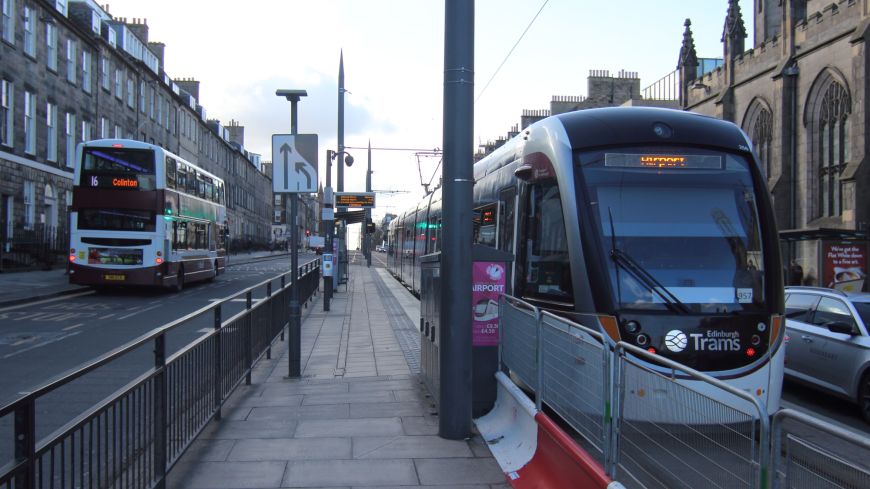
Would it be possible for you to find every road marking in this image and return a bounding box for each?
[197,328,212,333]
[62,323,84,331]
[99,314,115,320]
[116,304,161,320]
[208,298,264,303]
[2,331,82,359]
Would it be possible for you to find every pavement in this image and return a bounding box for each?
[167,261,509,489]
[0,250,290,308]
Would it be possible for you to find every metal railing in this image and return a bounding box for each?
[771,409,870,489]
[496,294,869,489]
[0,223,68,271]
[0,261,320,489]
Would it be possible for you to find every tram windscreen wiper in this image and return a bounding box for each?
[610,248,690,314]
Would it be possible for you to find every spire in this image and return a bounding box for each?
[678,19,698,70]
[722,0,746,57]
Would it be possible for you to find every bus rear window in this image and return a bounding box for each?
[78,209,155,232]
[82,148,156,190]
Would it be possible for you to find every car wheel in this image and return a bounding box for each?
[859,373,870,424]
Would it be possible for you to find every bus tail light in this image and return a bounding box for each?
[155,251,163,265]
[69,248,76,262]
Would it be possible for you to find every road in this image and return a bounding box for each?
[0,253,318,465]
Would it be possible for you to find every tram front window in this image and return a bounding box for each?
[579,148,765,314]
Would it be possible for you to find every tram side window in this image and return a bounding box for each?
[498,188,516,254]
[473,204,497,247]
[520,181,572,302]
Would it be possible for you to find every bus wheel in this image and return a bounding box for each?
[208,260,218,282]
[174,265,184,292]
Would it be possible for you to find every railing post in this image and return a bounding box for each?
[280,275,286,341]
[153,333,167,489]
[535,310,544,412]
[13,398,36,489]
[245,291,253,385]
[265,282,273,360]
[603,340,614,478]
[214,304,222,420]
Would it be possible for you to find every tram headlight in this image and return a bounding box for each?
[635,333,650,346]
[624,320,641,334]
[750,334,761,346]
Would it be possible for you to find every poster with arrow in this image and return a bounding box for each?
[271,134,319,194]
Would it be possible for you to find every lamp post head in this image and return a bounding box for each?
[275,89,308,102]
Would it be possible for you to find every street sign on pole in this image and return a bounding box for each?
[272,134,318,193]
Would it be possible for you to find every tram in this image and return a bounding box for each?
[387,107,785,411]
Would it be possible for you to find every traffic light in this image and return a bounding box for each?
[365,218,375,234]
[305,229,311,237]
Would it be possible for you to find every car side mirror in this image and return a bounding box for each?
[826,321,856,335]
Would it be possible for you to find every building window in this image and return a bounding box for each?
[149,86,155,119]
[23,180,35,229]
[140,81,147,113]
[114,69,122,99]
[114,124,122,139]
[100,56,109,91]
[66,39,76,84]
[81,50,91,93]
[23,5,36,58]
[81,119,91,142]
[749,107,772,178]
[64,112,75,167]
[817,81,851,218]
[46,23,57,71]
[24,91,35,154]
[0,80,12,147]
[1,0,15,45]
[126,78,134,108]
[46,102,57,162]
[99,117,107,139]
[157,94,163,125]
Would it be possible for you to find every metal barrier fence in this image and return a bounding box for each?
[0,261,320,489]
[771,409,870,489]
[497,294,869,489]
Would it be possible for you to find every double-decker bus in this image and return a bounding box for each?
[69,139,227,290]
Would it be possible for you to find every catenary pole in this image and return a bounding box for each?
[440,0,474,439]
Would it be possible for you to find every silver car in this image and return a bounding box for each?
[784,286,870,422]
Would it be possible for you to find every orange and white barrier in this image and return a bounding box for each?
[475,372,624,489]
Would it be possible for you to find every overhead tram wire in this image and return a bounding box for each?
[474,0,550,104]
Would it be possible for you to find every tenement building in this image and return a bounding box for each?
[678,0,869,290]
[0,0,272,268]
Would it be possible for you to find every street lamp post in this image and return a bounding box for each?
[275,89,307,378]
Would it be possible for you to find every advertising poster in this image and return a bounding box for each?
[822,241,867,292]
[472,261,506,346]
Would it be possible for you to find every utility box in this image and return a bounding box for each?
[420,245,513,417]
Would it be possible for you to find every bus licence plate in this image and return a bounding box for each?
[104,274,126,281]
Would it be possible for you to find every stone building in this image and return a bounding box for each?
[0,0,272,268]
[678,0,869,289]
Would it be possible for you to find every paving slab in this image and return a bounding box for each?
[282,459,418,487]
[352,435,474,459]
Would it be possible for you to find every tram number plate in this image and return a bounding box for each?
[104,274,126,281]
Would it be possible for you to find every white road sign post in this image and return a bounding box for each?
[272,134,318,194]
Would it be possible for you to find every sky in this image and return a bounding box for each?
[106,0,755,231]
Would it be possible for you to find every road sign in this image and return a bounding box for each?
[272,134,318,193]
[335,192,376,208]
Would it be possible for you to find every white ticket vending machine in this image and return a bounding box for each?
[322,254,334,277]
